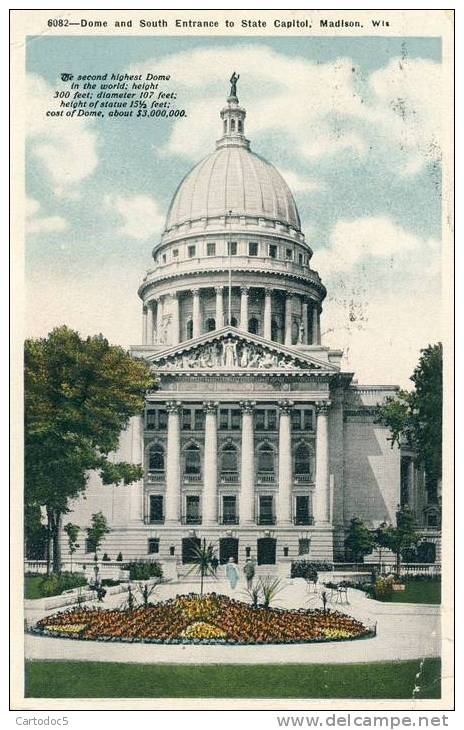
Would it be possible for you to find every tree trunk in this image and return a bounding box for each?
[50,509,62,573]
[396,550,401,577]
[45,509,52,575]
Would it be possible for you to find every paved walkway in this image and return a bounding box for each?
[24,578,440,665]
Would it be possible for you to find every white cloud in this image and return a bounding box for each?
[129,47,440,175]
[27,74,99,195]
[278,169,323,194]
[104,194,165,240]
[26,196,68,236]
[317,216,439,273]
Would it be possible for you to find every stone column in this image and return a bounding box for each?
[264,288,272,340]
[240,286,249,331]
[192,288,201,338]
[284,293,293,346]
[203,402,219,525]
[146,301,154,345]
[155,297,163,344]
[130,414,144,522]
[408,458,415,511]
[302,299,309,345]
[142,306,148,345]
[314,401,331,524]
[165,401,182,524]
[171,292,180,345]
[277,400,293,525]
[312,305,320,345]
[240,401,255,524]
[215,286,224,329]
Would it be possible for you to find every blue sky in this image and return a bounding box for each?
[25,35,442,387]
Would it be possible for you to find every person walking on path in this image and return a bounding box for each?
[243,558,255,590]
[225,557,239,590]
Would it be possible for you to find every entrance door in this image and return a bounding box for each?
[257,537,276,565]
[219,537,239,564]
[182,537,201,564]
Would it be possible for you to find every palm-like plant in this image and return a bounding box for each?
[186,539,218,597]
[244,584,261,609]
[258,576,284,609]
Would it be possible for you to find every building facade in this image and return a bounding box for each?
[65,81,441,569]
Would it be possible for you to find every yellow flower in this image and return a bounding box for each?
[44,623,87,634]
[180,621,227,640]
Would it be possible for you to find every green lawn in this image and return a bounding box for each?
[388,581,441,604]
[25,659,441,699]
[24,576,45,599]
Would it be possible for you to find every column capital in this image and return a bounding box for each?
[191,287,200,296]
[240,400,256,413]
[240,286,250,295]
[203,400,219,413]
[166,400,183,414]
[264,286,273,297]
[215,286,224,295]
[278,399,294,413]
[315,400,331,415]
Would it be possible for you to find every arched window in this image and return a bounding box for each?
[206,317,216,332]
[238,119,243,132]
[294,443,311,476]
[186,319,193,339]
[185,443,201,475]
[230,118,236,132]
[257,443,275,474]
[149,443,164,472]
[249,316,259,334]
[223,119,227,134]
[221,443,238,476]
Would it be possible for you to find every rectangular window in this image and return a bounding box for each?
[188,245,196,258]
[207,242,216,256]
[291,409,302,430]
[231,409,241,430]
[172,249,179,257]
[219,409,229,430]
[303,409,313,431]
[222,496,237,524]
[149,495,164,523]
[286,248,293,260]
[182,409,192,430]
[158,409,167,430]
[194,409,205,431]
[85,538,95,554]
[162,254,167,264]
[255,409,266,431]
[148,538,160,554]
[259,495,274,524]
[295,495,310,525]
[267,409,277,431]
[298,538,311,556]
[249,241,258,256]
[298,253,303,265]
[146,409,157,430]
[186,495,201,523]
[269,244,277,259]
[228,241,237,256]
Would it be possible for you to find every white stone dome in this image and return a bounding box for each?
[164,145,301,235]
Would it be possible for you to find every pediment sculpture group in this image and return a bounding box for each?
[159,337,305,371]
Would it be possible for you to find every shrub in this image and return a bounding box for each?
[102,553,111,562]
[373,576,395,601]
[116,552,123,562]
[101,579,120,587]
[38,572,87,597]
[125,561,163,581]
[291,560,331,580]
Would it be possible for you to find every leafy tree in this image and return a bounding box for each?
[25,326,155,573]
[372,522,391,568]
[186,539,218,597]
[377,343,442,500]
[63,522,80,572]
[379,506,420,576]
[86,512,110,557]
[344,517,374,563]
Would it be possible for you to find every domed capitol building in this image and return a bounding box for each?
[67,77,440,570]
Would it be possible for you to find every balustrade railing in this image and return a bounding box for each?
[220,473,239,484]
[181,514,202,525]
[256,473,276,484]
[257,515,276,525]
[220,515,239,525]
[146,472,165,483]
[293,515,314,525]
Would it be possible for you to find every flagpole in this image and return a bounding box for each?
[228,209,232,326]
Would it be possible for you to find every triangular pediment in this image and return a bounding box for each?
[147,327,339,374]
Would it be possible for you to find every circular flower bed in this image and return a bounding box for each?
[32,593,373,645]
